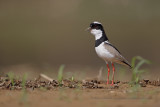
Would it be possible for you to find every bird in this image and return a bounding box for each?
[87,21,131,85]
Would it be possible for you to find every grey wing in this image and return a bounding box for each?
[104,42,132,68]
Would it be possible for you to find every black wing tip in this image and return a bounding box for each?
[129,66,132,69]
[122,61,132,69]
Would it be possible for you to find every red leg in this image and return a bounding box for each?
[111,63,115,85]
[106,64,110,85]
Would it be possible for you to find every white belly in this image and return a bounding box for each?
[95,42,114,62]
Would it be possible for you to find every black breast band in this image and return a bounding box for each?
[95,34,108,47]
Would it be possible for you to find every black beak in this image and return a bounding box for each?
[85,27,91,31]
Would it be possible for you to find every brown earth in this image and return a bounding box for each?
[0,76,160,107]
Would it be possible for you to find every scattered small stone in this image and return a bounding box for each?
[113,84,119,89]
[115,80,120,84]
[82,80,87,84]
[0,76,160,90]
[139,81,146,87]
[110,91,115,93]
[0,81,5,87]
[149,80,160,86]
[143,79,149,84]
[97,84,105,88]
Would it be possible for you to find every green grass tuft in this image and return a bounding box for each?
[131,56,151,85]
[21,73,28,90]
[7,72,15,89]
[58,64,65,86]
[20,73,28,105]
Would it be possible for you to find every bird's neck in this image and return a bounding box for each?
[95,30,108,47]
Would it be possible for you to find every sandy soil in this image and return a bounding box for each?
[0,81,160,107]
[0,65,160,107]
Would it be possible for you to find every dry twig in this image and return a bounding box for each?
[39,74,53,82]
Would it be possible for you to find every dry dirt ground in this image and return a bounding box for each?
[0,86,160,107]
[0,65,160,107]
[0,76,160,107]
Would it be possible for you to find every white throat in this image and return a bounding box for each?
[90,29,103,40]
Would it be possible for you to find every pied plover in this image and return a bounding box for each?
[87,21,131,85]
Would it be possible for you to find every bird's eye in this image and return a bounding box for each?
[90,24,93,27]
[90,24,97,28]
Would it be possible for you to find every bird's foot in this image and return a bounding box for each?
[110,83,114,86]
[111,81,114,86]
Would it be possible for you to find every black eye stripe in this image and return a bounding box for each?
[90,23,103,30]
[90,24,97,27]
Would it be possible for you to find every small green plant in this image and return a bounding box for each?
[20,73,28,105]
[128,57,151,98]
[71,75,74,81]
[131,56,151,85]
[65,72,75,81]
[58,64,65,86]
[7,72,15,89]
[21,73,28,90]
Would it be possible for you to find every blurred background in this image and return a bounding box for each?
[0,0,159,79]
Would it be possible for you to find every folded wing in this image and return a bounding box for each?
[104,41,132,68]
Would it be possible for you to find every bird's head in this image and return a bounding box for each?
[87,21,104,40]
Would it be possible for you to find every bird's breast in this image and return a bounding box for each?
[95,43,114,61]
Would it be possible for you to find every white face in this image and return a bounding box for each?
[90,29,103,40]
